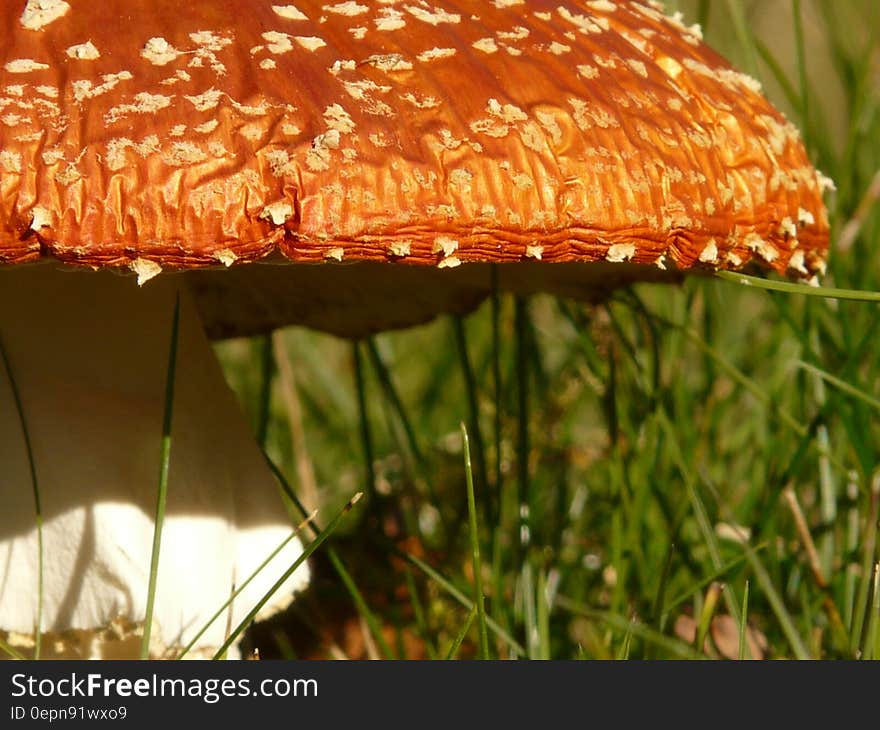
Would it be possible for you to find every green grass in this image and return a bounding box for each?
[210,0,880,661]
[140,294,181,659]
[212,492,363,660]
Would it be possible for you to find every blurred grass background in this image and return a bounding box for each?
[217,0,880,659]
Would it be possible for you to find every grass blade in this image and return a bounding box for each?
[723,0,761,79]
[176,511,317,659]
[212,492,363,660]
[328,549,395,660]
[537,568,551,660]
[739,580,750,660]
[665,550,757,614]
[783,486,827,587]
[791,0,811,148]
[650,318,848,475]
[851,474,880,655]
[461,423,489,659]
[140,293,180,660]
[556,597,705,660]
[741,541,811,659]
[695,582,723,655]
[862,563,879,660]
[845,473,861,628]
[797,360,880,411]
[352,341,377,502]
[515,297,531,556]
[717,270,880,302]
[255,334,274,449]
[404,569,438,660]
[0,637,26,660]
[445,606,477,660]
[367,338,424,466]
[273,332,320,514]
[616,617,634,660]
[453,316,490,519]
[0,334,43,659]
[491,266,503,497]
[657,411,743,627]
[650,540,677,641]
[266,457,394,659]
[404,551,525,657]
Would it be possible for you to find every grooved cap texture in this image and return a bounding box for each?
[0,0,831,334]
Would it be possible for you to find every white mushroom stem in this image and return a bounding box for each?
[0,265,309,658]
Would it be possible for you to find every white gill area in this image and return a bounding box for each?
[0,265,309,658]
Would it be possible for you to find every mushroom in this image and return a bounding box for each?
[0,1,829,658]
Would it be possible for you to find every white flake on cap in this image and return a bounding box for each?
[698,239,718,264]
[185,88,223,112]
[387,241,411,257]
[41,147,65,165]
[606,243,636,263]
[66,42,101,60]
[0,150,23,173]
[295,36,327,51]
[194,119,219,133]
[405,5,461,25]
[213,248,238,267]
[745,232,777,263]
[105,93,173,125]
[324,104,356,133]
[4,59,50,73]
[72,71,134,102]
[577,64,599,79]
[472,38,498,53]
[141,38,182,66]
[558,7,609,34]
[263,31,294,54]
[788,250,808,275]
[105,135,160,171]
[797,207,815,226]
[325,1,368,16]
[779,217,797,239]
[656,55,683,79]
[162,141,208,166]
[29,207,52,229]
[432,236,459,257]
[548,42,571,55]
[273,4,308,20]
[817,171,836,193]
[364,53,413,72]
[417,48,456,62]
[375,8,406,30]
[260,201,294,225]
[20,0,70,31]
[129,258,162,286]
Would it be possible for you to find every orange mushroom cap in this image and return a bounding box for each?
[0,0,831,336]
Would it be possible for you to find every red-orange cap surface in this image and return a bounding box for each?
[0,1,831,336]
